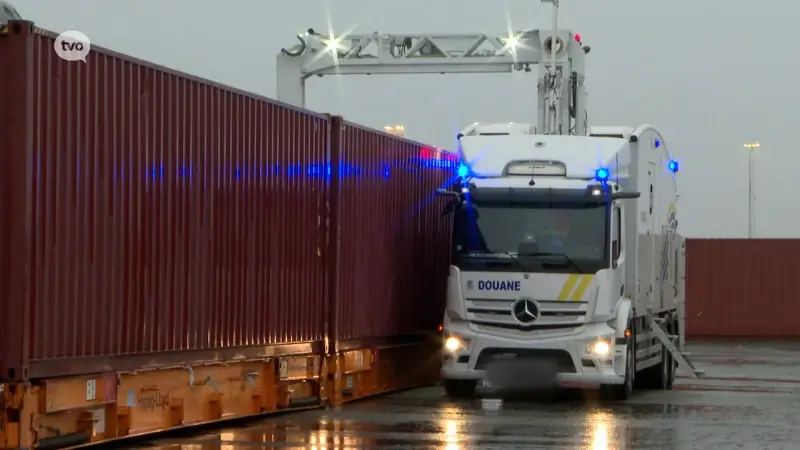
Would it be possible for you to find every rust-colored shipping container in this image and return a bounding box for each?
[0,21,452,448]
[329,120,454,345]
[0,23,331,380]
[685,238,800,339]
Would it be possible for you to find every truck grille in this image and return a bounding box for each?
[466,297,587,331]
[474,348,577,373]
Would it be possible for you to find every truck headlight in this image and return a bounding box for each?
[592,340,610,356]
[444,336,469,353]
[589,339,611,357]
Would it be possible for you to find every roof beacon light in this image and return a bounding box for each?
[595,168,610,182]
[456,164,471,179]
[668,160,679,173]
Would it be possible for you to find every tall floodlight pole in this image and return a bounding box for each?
[743,142,760,238]
[540,0,562,134]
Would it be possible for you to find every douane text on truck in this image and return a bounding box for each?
[477,280,521,291]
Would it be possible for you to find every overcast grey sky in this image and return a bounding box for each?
[15,0,798,238]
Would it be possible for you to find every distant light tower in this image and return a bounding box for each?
[743,142,760,238]
[383,124,405,137]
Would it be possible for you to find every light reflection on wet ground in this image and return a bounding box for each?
[139,343,800,449]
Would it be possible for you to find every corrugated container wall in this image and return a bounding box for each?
[685,238,800,339]
[330,121,454,343]
[0,23,331,380]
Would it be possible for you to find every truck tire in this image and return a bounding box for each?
[637,316,675,390]
[443,379,477,399]
[655,340,674,390]
[666,318,678,389]
[603,325,634,401]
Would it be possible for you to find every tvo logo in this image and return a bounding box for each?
[54,30,91,62]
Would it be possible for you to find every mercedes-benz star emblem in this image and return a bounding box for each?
[511,299,540,324]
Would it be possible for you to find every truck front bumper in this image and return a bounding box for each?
[440,321,627,388]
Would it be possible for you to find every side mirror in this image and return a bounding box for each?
[436,188,458,197]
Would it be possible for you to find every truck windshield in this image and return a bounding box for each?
[453,203,609,273]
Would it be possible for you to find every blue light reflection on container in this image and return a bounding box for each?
[143,152,457,182]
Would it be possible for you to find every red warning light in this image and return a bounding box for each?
[574,33,581,42]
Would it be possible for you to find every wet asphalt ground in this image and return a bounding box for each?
[140,342,800,449]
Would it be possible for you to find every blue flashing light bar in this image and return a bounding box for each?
[595,168,610,182]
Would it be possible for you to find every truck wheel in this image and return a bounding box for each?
[665,319,678,389]
[443,379,477,399]
[657,340,674,390]
[603,327,634,401]
[636,315,675,390]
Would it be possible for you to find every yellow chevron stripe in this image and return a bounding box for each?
[570,275,594,301]
[557,274,580,301]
